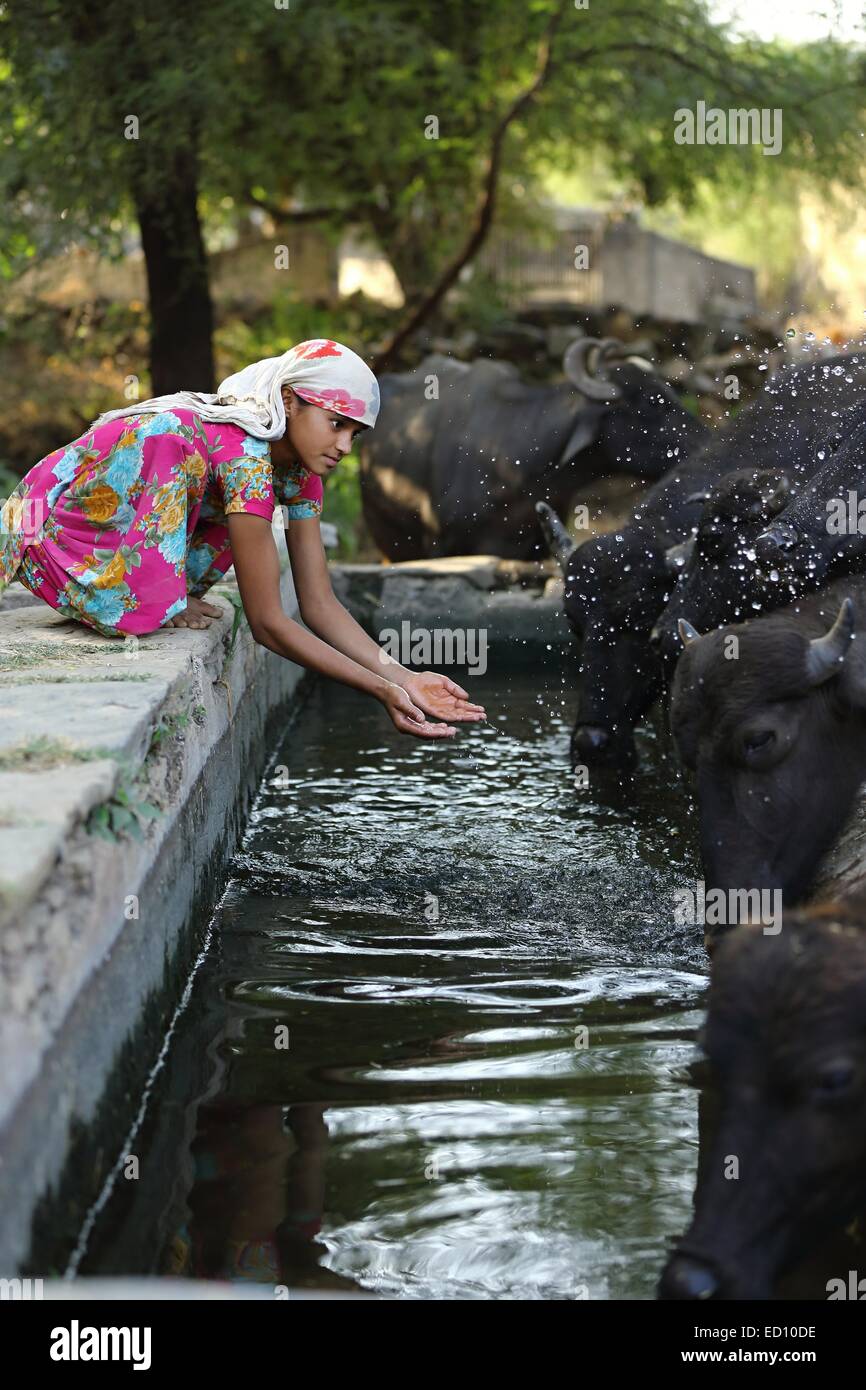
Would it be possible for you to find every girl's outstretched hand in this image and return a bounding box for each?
[380,682,458,738]
[400,672,487,724]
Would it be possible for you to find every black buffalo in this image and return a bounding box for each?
[358,338,709,561]
[753,397,866,585]
[652,356,866,663]
[670,576,866,907]
[536,466,788,768]
[660,897,866,1300]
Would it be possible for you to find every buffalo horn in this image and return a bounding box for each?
[678,618,701,646]
[535,500,576,572]
[805,597,856,686]
[562,337,624,403]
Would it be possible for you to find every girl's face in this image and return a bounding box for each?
[278,386,367,477]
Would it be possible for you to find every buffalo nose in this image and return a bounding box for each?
[573,724,610,754]
[755,522,798,564]
[659,1255,721,1301]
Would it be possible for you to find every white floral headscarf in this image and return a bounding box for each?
[88,339,380,440]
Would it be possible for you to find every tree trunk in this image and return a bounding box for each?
[130,146,215,395]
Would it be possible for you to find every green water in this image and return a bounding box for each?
[75,666,708,1299]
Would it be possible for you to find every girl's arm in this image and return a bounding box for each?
[226,512,457,738]
[285,516,487,725]
[287,515,413,681]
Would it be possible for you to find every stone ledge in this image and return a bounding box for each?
[336,554,555,590]
[330,555,572,659]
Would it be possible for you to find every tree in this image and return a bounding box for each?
[1,0,865,390]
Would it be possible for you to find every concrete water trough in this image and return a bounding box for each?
[0,550,569,1281]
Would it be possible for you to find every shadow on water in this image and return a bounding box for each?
[74,664,713,1299]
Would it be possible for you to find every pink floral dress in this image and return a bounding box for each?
[0,407,323,638]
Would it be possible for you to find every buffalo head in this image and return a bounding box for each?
[561,337,705,475]
[670,582,866,907]
[538,501,691,766]
[650,467,792,665]
[660,902,866,1300]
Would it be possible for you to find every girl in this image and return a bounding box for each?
[0,338,486,738]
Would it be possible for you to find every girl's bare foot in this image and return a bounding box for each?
[168,596,224,630]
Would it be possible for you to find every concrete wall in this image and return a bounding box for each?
[474,213,757,321]
[599,220,757,322]
[0,547,308,1273]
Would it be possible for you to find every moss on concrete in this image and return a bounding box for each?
[0,639,157,671]
[0,672,156,686]
[0,736,118,771]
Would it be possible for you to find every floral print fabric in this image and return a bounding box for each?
[0,407,322,638]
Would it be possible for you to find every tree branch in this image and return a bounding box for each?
[370,0,569,374]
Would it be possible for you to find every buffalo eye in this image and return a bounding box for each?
[743,728,776,756]
[811,1059,857,1100]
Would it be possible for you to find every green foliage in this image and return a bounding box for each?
[147,710,192,754]
[322,450,365,561]
[5,0,864,310]
[86,781,162,842]
[449,265,517,336]
[0,459,21,495]
[220,591,248,663]
[214,292,392,379]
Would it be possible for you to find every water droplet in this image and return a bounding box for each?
[786,328,796,338]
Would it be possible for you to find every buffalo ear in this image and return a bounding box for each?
[678,618,701,646]
[557,404,608,465]
[664,537,696,573]
[806,597,856,688]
